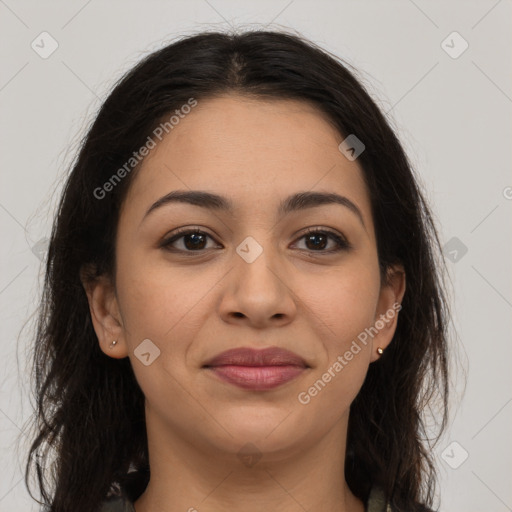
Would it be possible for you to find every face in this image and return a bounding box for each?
[85,95,405,462]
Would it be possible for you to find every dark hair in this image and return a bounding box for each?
[24,29,450,512]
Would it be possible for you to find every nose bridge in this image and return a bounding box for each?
[219,232,296,325]
[234,233,284,294]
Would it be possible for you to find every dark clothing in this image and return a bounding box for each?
[98,485,391,511]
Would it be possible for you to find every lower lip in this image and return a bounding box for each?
[205,365,306,390]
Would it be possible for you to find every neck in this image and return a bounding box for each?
[134,410,365,512]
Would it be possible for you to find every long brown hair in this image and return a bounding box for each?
[23,29,450,512]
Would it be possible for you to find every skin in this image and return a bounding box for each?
[84,95,406,512]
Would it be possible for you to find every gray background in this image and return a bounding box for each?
[1,1,511,510]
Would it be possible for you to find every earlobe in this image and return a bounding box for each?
[80,269,128,359]
[370,264,406,362]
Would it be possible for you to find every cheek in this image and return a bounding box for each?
[115,250,209,338]
[114,253,225,396]
[295,259,380,343]
[293,260,379,402]
[114,259,212,412]
[296,352,369,431]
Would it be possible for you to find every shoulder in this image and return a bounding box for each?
[98,494,135,512]
[366,486,436,512]
[98,484,433,512]
[366,486,391,512]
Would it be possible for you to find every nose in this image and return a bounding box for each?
[218,240,297,329]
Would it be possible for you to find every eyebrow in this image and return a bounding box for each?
[142,190,366,228]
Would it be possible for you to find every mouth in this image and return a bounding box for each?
[202,347,309,391]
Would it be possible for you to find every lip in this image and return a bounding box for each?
[203,347,308,390]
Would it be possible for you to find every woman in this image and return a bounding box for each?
[24,30,450,512]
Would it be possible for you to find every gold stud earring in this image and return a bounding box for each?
[377,347,384,355]
[109,340,118,349]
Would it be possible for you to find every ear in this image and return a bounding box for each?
[80,268,128,359]
[370,264,406,362]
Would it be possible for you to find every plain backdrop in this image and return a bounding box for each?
[0,1,511,511]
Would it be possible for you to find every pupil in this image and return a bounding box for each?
[185,233,205,250]
[182,233,329,251]
[306,233,326,250]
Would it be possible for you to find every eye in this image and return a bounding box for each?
[292,228,351,253]
[160,228,220,252]
[160,226,351,254]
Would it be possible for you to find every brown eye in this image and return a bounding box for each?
[304,232,329,250]
[294,228,351,253]
[160,229,219,252]
[182,232,208,250]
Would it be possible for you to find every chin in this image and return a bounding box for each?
[209,410,306,454]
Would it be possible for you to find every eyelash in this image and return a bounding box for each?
[159,226,351,255]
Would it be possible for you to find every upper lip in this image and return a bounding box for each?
[203,347,308,368]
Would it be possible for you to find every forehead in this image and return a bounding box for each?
[123,95,373,229]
